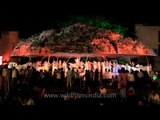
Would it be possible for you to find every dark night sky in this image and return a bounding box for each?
[0,1,159,38]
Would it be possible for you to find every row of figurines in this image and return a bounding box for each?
[12,59,152,77]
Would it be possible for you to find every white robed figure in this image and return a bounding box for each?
[43,61,50,71]
[75,58,81,69]
[93,61,98,72]
[62,61,68,78]
[52,61,58,75]
[58,60,62,69]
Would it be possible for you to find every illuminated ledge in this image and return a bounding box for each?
[10,52,157,58]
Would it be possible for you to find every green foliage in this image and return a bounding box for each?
[112,24,128,37]
[57,15,128,36]
[57,15,112,29]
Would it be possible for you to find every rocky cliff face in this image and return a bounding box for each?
[11,23,156,57]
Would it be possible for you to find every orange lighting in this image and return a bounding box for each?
[2,53,10,62]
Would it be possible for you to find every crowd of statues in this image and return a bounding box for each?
[12,58,152,80]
